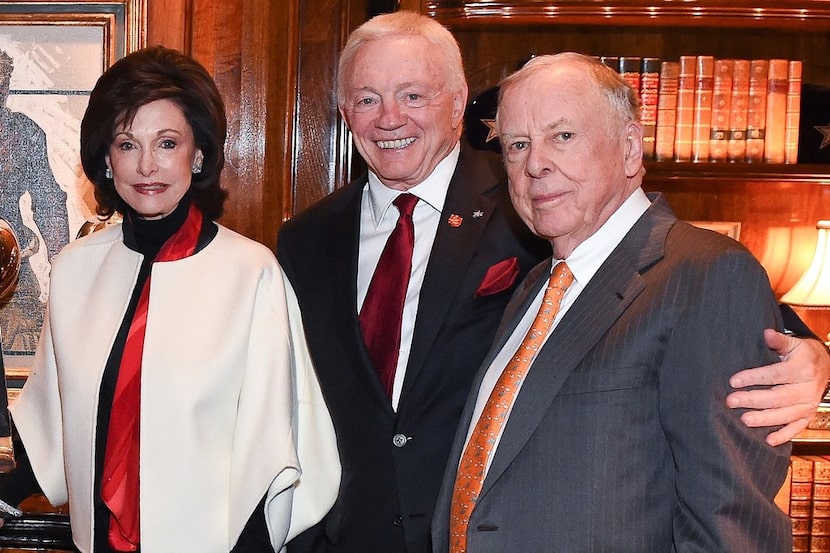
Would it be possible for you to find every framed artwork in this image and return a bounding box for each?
[0,1,145,369]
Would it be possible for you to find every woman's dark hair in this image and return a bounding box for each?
[80,46,228,220]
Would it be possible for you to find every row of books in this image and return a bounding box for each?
[779,455,830,552]
[600,55,802,164]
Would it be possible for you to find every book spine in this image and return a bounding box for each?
[674,55,697,161]
[765,58,789,163]
[727,59,751,162]
[791,455,815,553]
[600,56,620,71]
[774,461,793,515]
[746,59,769,162]
[785,60,803,164]
[692,55,715,162]
[640,57,661,161]
[809,456,830,552]
[619,56,643,102]
[655,61,680,161]
[709,58,734,162]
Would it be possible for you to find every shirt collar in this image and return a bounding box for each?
[560,187,651,286]
[365,142,461,227]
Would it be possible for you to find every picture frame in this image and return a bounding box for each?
[0,1,145,373]
[688,221,742,241]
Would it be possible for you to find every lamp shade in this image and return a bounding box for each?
[781,220,830,308]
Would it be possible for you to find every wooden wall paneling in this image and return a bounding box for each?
[145,0,293,249]
[189,0,250,240]
[290,0,369,217]
[146,0,189,51]
[145,0,369,246]
[643,178,830,297]
[144,0,372,246]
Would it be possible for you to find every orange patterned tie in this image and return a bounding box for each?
[448,262,574,553]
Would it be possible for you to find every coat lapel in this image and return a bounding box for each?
[480,194,677,496]
[328,179,399,414]
[398,146,501,401]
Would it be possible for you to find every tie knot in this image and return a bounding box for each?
[394,193,419,218]
[550,262,574,290]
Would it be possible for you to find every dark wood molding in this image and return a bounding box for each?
[411,0,830,29]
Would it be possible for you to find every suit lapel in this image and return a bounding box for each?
[329,179,399,414]
[480,195,677,496]
[398,146,500,401]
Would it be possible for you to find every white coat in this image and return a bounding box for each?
[11,222,339,552]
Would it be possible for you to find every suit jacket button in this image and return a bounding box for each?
[392,433,409,448]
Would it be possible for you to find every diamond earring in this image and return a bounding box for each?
[192,163,202,174]
[105,167,113,179]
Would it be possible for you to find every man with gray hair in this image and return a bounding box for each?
[433,52,791,553]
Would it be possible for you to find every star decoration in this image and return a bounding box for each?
[815,124,830,149]
[481,118,499,143]
[472,210,484,218]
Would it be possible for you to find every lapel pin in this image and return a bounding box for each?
[472,210,484,218]
[448,214,463,227]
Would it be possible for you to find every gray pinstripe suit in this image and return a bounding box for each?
[432,193,792,553]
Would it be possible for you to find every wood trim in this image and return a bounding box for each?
[419,0,830,29]
[277,0,301,226]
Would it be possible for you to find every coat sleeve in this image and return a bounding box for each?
[281,274,340,544]
[659,246,792,552]
[229,259,300,550]
[9,306,69,507]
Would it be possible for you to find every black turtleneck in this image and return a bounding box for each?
[123,195,193,258]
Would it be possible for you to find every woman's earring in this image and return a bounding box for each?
[192,163,202,174]
[105,167,113,179]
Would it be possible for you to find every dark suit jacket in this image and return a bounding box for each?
[277,144,550,553]
[432,194,792,553]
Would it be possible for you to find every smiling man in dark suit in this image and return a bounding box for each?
[278,12,830,553]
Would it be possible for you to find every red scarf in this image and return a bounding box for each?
[101,204,203,551]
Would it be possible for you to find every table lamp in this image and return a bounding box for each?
[781,220,830,344]
[781,220,830,430]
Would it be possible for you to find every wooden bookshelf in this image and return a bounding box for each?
[795,428,830,456]
[401,0,830,313]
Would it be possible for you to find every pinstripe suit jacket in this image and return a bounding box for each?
[432,193,792,553]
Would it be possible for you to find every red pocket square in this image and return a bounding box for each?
[475,257,520,298]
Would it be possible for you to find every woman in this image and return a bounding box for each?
[7,46,338,552]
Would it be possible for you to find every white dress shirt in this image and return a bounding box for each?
[464,187,652,473]
[357,143,461,410]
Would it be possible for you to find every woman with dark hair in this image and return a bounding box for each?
[3,46,339,552]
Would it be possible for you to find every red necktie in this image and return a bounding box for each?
[359,193,419,398]
[449,262,574,553]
